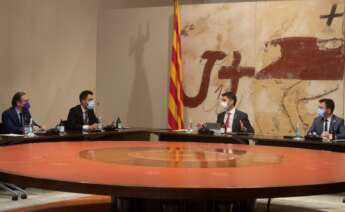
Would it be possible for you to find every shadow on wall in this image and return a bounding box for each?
[127,24,153,127]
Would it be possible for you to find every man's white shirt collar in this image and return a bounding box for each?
[227,107,236,114]
[81,105,87,113]
[15,107,21,115]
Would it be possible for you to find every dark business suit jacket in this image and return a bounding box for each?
[308,115,345,139]
[217,109,255,133]
[66,105,98,131]
[1,107,32,134]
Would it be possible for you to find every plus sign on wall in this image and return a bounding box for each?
[320,4,344,26]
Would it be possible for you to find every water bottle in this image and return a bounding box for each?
[187,119,193,132]
[97,117,103,131]
[24,118,34,137]
[220,123,226,135]
[116,117,123,129]
[58,120,65,134]
[24,124,30,136]
[295,122,301,139]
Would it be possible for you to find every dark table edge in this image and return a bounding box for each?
[1,172,345,200]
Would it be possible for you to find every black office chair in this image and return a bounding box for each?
[0,183,27,200]
[57,120,68,132]
[266,198,272,212]
[0,123,28,200]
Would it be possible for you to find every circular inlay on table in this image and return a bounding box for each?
[80,146,283,168]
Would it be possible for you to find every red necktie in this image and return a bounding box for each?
[225,112,231,129]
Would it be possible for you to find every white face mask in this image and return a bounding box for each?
[220,101,229,109]
[317,108,325,117]
[87,100,96,110]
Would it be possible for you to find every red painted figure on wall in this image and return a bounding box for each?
[183,37,345,108]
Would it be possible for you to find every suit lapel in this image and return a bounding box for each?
[87,109,93,123]
[219,112,225,125]
[77,106,84,123]
[329,116,337,132]
[221,112,226,125]
[318,117,325,133]
[11,108,21,126]
[232,110,238,132]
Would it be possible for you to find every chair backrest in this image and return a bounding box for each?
[61,120,68,126]
[0,123,4,134]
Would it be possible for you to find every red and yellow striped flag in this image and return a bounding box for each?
[168,0,185,130]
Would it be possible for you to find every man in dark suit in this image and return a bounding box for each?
[2,92,43,134]
[217,91,254,134]
[308,98,345,139]
[67,90,98,131]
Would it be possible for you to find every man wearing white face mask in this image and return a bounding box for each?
[66,90,98,131]
[308,98,345,139]
[217,91,254,134]
[217,93,256,212]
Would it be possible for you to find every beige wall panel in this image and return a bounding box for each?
[0,0,100,127]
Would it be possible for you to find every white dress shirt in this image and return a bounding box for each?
[15,108,23,126]
[223,108,236,132]
[81,105,90,130]
[81,105,88,124]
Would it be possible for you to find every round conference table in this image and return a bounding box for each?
[0,141,345,202]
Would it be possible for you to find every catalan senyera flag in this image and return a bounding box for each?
[168,0,185,130]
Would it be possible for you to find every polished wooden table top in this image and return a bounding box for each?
[1,141,345,199]
[0,129,151,145]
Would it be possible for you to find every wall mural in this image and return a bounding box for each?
[181,0,345,135]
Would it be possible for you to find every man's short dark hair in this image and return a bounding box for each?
[222,91,237,105]
[11,92,26,107]
[79,90,93,102]
[319,98,335,113]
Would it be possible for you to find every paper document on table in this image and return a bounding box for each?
[173,129,189,132]
[0,134,23,137]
